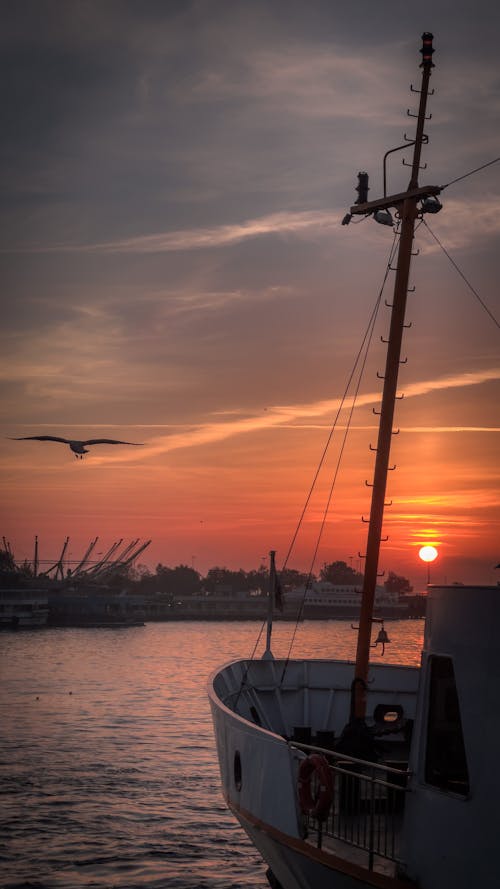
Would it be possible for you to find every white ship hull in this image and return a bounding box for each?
[209,657,419,889]
[209,586,500,889]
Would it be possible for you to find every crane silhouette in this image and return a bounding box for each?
[9,436,144,459]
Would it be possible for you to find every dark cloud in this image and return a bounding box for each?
[1,0,499,428]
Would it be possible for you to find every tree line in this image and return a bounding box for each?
[131,560,413,597]
[0,548,413,596]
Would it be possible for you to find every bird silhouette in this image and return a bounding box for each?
[9,436,144,459]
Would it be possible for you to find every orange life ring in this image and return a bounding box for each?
[298,753,334,820]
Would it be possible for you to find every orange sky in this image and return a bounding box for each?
[1,6,499,592]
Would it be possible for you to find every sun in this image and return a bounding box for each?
[418,545,438,564]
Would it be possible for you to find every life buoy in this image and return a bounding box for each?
[298,753,334,820]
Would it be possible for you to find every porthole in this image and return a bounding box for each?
[234,750,242,791]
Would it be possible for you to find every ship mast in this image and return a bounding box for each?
[346,34,440,720]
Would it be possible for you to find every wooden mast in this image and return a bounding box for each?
[350,34,437,720]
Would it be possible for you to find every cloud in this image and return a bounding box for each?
[9,209,339,255]
[87,366,500,464]
[12,188,500,257]
[187,44,404,123]
[398,369,500,399]
[417,195,500,253]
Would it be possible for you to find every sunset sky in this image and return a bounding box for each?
[2,1,499,592]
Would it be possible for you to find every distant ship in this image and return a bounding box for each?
[141,581,424,621]
[286,581,420,620]
[208,35,499,889]
[0,591,49,629]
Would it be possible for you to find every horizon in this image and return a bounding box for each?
[3,535,497,597]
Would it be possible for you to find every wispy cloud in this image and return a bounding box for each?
[417,196,500,253]
[188,46,403,123]
[399,369,500,399]
[13,191,500,257]
[89,366,500,464]
[10,210,339,255]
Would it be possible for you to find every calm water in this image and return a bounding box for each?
[0,620,424,889]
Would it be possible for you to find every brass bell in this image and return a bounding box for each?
[375,627,390,645]
[372,623,391,654]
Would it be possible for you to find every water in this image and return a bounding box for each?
[0,620,424,888]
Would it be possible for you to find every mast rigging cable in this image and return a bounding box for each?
[421,219,500,329]
[279,227,401,680]
[441,156,500,190]
[236,229,403,697]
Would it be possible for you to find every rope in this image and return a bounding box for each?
[421,219,500,329]
[279,227,401,683]
[441,156,500,190]
[280,229,400,575]
[233,619,267,711]
[279,298,382,682]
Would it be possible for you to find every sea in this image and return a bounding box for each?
[0,619,424,889]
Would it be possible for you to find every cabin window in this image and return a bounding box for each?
[424,656,470,796]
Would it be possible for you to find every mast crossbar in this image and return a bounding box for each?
[350,184,441,216]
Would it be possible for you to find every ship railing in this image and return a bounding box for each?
[290,742,410,871]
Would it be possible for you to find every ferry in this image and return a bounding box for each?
[209,34,499,889]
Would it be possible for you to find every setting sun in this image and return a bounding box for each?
[418,545,439,564]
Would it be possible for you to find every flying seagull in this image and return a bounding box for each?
[9,436,144,459]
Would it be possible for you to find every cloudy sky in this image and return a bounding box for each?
[1,0,499,589]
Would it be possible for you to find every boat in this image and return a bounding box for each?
[208,34,499,889]
[287,581,414,620]
[0,590,49,629]
[142,585,421,621]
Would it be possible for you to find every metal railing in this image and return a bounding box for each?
[291,742,410,871]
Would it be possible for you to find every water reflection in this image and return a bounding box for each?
[1,621,423,888]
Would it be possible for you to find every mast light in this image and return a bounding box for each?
[420,32,435,68]
[355,171,370,204]
[374,209,394,226]
[421,195,442,214]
